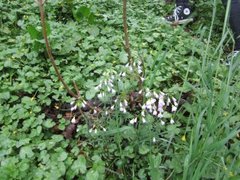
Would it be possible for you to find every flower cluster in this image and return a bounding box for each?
[129,88,179,125]
[67,61,179,134]
[96,71,117,99]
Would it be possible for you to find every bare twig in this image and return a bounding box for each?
[122,0,133,66]
[38,0,79,98]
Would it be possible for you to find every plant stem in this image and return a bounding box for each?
[38,0,79,98]
[122,0,133,67]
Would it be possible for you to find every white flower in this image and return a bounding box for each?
[71,116,77,124]
[124,100,128,106]
[172,97,178,106]
[97,92,103,99]
[170,119,175,124]
[82,101,86,108]
[161,120,165,126]
[95,84,101,90]
[130,117,137,124]
[102,127,106,132]
[94,129,97,134]
[129,66,133,72]
[153,110,157,116]
[108,82,114,88]
[111,89,116,94]
[89,128,93,133]
[120,107,127,113]
[153,92,158,98]
[71,105,77,111]
[138,67,142,74]
[157,113,163,118]
[121,72,126,77]
[146,98,156,105]
[158,100,165,112]
[93,109,97,114]
[172,105,177,112]
[153,137,156,143]
[140,77,145,82]
[167,98,171,106]
[141,111,145,117]
[139,90,143,94]
[142,117,147,123]
[105,111,109,115]
[110,105,115,110]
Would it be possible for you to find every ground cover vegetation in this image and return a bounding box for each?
[1,0,240,179]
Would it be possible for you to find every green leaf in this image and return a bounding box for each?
[78,6,91,17]
[58,152,68,161]
[119,51,128,63]
[43,119,56,128]
[27,25,41,40]
[139,144,150,155]
[88,26,99,37]
[74,6,91,22]
[88,13,96,24]
[0,92,10,100]
[86,170,99,180]
[20,146,34,159]
[85,88,97,100]
[71,155,87,174]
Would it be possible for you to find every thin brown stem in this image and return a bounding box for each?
[38,0,79,98]
[122,0,133,67]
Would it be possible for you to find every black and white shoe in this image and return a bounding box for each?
[164,5,193,24]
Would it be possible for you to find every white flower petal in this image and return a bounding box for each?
[153,110,157,116]
[130,117,137,124]
[142,117,146,123]
[71,105,77,111]
[153,137,156,143]
[71,116,77,124]
[172,106,177,112]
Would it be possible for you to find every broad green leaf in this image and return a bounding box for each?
[85,88,97,100]
[86,170,99,180]
[78,6,91,17]
[20,146,34,159]
[119,51,128,63]
[27,25,41,40]
[0,92,10,100]
[43,119,56,128]
[139,144,150,155]
[58,152,68,161]
[71,155,87,174]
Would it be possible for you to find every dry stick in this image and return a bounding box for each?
[38,0,79,98]
[122,0,133,67]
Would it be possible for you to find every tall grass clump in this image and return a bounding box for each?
[180,1,240,179]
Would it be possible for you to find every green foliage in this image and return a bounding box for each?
[1,0,240,180]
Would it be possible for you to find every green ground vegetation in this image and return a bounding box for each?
[1,0,240,179]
